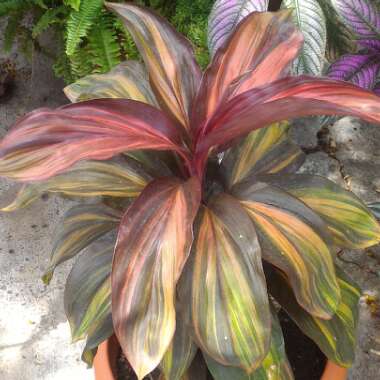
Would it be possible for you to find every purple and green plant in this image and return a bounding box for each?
[3,3,380,379]
[328,0,380,92]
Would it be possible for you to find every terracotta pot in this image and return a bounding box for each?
[94,335,120,380]
[93,337,348,380]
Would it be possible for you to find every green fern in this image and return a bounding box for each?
[32,6,67,38]
[88,14,121,73]
[3,11,24,52]
[69,45,94,79]
[64,0,81,11]
[66,0,104,56]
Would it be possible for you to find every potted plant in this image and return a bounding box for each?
[1,3,380,380]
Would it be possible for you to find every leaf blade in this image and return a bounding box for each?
[260,173,380,248]
[267,265,361,367]
[233,181,340,318]
[112,177,200,379]
[282,0,327,75]
[64,61,158,105]
[0,99,188,182]
[106,2,201,130]
[207,0,269,57]
[189,193,271,372]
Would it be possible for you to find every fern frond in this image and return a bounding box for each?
[87,14,121,73]
[64,0,81,11]
[53,53,74,84]
[69,46,93,79]
[3,11,24,52]
[32,6,67,38]
[31,0,47,9]
[113,17,139,60]
[65,0,104,56]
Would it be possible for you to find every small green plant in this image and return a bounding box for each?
[0,0,213,83]
[2,3,380,379]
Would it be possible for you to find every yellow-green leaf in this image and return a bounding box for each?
[222,122,304,188]
[2,160,150,212]
[43,204,121,284]
[261,173,380,249]
[267,265,361,367]
[64,61,158,106]
[160,307,197,380]
[189,193,270,373]
[204,306,294,380]
[112,177,200,379]
[64,242,113,343]
[233,181,340,318]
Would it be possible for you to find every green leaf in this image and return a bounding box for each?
[282,0,327,75]
[221,122,304,188]
[267,265,361,367]
[32,6,67,39]
[260,173,380,249]
[1,160,150,212]
[43,204,121,284]
[188,193,270,373]
[233,181,340,319]
[112,177,200,379]
[87,14,121,73]
[64,242,113,342]
[159,307,197,380]
[204,306,294,380]
[3,10,24,53]
[64,0,82,11]
[64,61,158,106]
[66,0,104,56]
[368,202,380,221]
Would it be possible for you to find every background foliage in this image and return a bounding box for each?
[0,0,213,83]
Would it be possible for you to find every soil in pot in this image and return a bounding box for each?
[116,311,326,380]
[279,310,326,380]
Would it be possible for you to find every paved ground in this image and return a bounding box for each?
[0,37,94,379]
[1,31,380,380]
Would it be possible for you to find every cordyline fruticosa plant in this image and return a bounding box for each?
[3,2,380,380]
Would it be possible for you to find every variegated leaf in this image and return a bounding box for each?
[64,243,113,343]
[232,181,340,318]
[193,10,303,136]
[331,0,380,40]
[159,307,197,380]
[197,76,380,157]
[43,204,121,284]
[204,306,294,380]
[0,99,188,182]
[112,177,200,379]
[81,313,113,366]
[64,61,158,106]
[1,160,150,212]
[189,193,270,373]
[260,174,380,248]
[221,122,305,188]
[282,0,327,75]
[106,3,201,130]
[267,265,361,367]
[208,0,269,57]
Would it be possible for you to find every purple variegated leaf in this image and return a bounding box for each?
[373,81,380,95]
[358,39,380,51]
[332,0,380,39]
[208,0,269,57]
[327,53,380,89]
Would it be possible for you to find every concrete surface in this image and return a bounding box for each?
[1,27,380,380]
[0,34,94,379]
